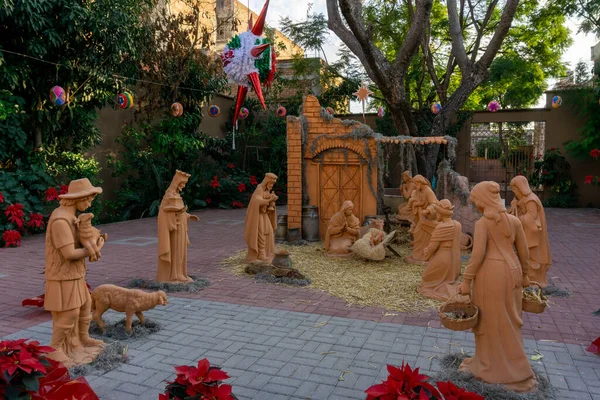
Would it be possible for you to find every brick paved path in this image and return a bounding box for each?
[1,207,600,344]
[4,297,600,400]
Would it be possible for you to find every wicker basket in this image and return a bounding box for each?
[438,292,479,331]
[522,282,547,314]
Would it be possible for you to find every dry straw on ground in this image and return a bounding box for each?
[222,229,464,312]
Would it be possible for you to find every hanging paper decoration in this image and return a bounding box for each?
[221,0,276,126]
[552,95,562,109]
[49,86,66,106]
[277,106,287,117]
[377,106,385,117]
[325,107,335,115]
[239,107,249,120]
[431,103,442,115]
[488,100,500,112]
[208,105,220,117]
[354,81,373,123]
[171,102,183,117]
[117,92,134,109]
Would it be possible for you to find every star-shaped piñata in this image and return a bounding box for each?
[353,81,373,102]
[220,0,276,126]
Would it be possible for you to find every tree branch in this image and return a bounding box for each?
[390,0,433,74]
[469,0,498,63]
[447,0,471,72]
[326,0,387,82]
[477,0,519,69]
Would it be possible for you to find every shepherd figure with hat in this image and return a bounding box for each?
[44,178,105,367]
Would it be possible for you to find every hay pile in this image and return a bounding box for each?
[89,319,161,342]
[222,229,463,312]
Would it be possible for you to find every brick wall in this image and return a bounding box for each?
[286,117,303,229]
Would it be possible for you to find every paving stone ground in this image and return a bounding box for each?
[1,207,600,398]
[4,297,600,400]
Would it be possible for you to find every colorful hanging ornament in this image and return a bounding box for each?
[552,95,562,109]
[49,86,66,106]
[431,103,442,115]
[171,102,183,117]
[208,105,220,117]
[277,106,287,117]
[325,107,335,116]
[221,0,276,126]
[239,107,249,120]
[377,106,385,117]
[117,92,134,109]
[488,100,500,112]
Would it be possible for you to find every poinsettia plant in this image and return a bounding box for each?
[0,338,98,400]
[584,149,600,187]
[160,358,237,400]
[365,363,484,400]
[366,362,441,400]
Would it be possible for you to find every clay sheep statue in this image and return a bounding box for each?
[76,213,107,262]
[91,284,168,334]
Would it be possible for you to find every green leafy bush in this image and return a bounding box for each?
[529,148,577,207]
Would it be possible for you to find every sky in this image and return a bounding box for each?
[247,0,598,111]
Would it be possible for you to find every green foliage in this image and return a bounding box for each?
[529,148,578,207]
[556,0,600,37]
[476,137,503,159]
[0,0,155,154]
[564,63,600,158]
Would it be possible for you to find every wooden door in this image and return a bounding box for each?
[319,164,362,235]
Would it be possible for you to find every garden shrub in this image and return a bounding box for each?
[529,148,578,207]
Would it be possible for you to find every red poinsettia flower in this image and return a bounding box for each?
[0,339,28,353]
[366,362,440,400]
[591,149,600,159]
[436,381,485,400]
[59,184,69,195]
[210,176,220,189]
[206,198,212,205]
[5,203,24,227]
[0,349,47,378]
[45,187,59,202]
[197,383,235,399]
[2,230,21,247]
[542,170,548,175]
[232,201,244,208]
[585,175,594,184]
[249,176,258,186]
[27,213,45,230]
[237,183,246,193]
[175,358,230,387]
[158,393,170,400]
[23,340,54,358]
[0,192,4,203]
[227,163,235,169]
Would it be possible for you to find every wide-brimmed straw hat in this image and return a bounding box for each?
[59,178,103,199]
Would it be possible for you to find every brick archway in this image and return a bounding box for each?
[286,96,378,239]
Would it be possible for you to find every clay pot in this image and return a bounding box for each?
[272,249,292,269]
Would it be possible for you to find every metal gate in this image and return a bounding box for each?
[469,121,545,201]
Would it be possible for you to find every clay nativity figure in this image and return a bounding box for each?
[325,200,360,256]
[245,173,278,263]
[157,170,199,283]
[44,178,106,367]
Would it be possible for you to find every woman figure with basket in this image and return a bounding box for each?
[457,181,536,392]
